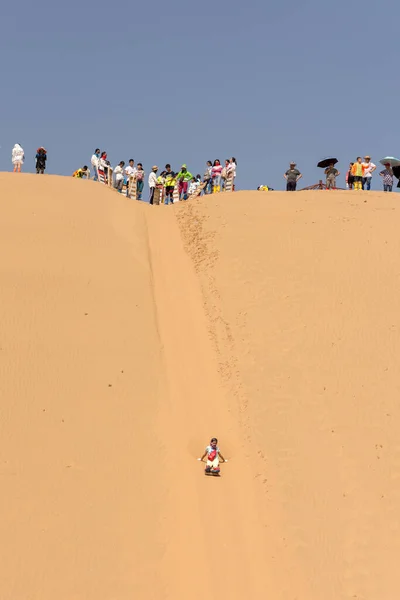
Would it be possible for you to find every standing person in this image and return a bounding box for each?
[346,162,355,189]
[99,152,109,183]
[91,149,100,181]
[361,155,376,190]
[176,164,194,200]
[351,157,364,190]
[148,166,158,204]
[35,147,47,174]
[203,160,213,194]
[113,161,125,192]
[164,164,177,205]
[379,163,394,192]
[284,162,302,191]
[324,163,340,190]
[156,171,165,204]
[221,159,229,190]
[12,143,24,173]
[226,157,237,190]
[124,159,136,197]
[136,163,145,200]
[211,159,223,193]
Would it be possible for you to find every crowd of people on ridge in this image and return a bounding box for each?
[10,144,399,195]
[274,156,398,193]
[82,150,238,203]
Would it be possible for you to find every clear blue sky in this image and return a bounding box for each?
[1,0,399,191]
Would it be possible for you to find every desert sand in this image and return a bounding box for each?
[1,173,399,600]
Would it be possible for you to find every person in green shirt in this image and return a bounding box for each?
[176,164,193,200]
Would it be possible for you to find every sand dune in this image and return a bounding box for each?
[1,175,399,599]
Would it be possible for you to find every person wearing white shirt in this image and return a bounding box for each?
[113,161,125,193]
[91,148,100,181]
[148,166,158,204]
[227,157,237,190]
[188,178,201,196]
[124,159,137,197]
[12,143,24,173]
[361,155,376,191]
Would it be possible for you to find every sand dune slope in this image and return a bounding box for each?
[175,190,400,600]
[1,176,400,600]
[0,174,166,599]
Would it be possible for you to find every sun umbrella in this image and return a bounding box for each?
[317,157,338,169]
[379,156,400,168]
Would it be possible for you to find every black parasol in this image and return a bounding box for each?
[317,157,338,169]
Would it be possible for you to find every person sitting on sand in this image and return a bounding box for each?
[198,437,227,473]
[72,166,89,178]
[324,163,340,190]
[188,176,201,196]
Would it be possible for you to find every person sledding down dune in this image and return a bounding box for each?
[198,437,227,476]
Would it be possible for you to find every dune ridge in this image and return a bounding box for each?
[1,174,399,599]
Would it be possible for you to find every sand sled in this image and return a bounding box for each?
[205,465,220,477]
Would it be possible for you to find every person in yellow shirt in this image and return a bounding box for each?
[163,164,177,205]
[351,157,364,190]
[72,165,89,179]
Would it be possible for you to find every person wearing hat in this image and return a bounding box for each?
[361,155,376,190]
[148,166,158,205]
[379,163,394,192]
[35,147,47,174]
[284,162,302,191]
[176,164,194,200]
[324,162,340,190]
